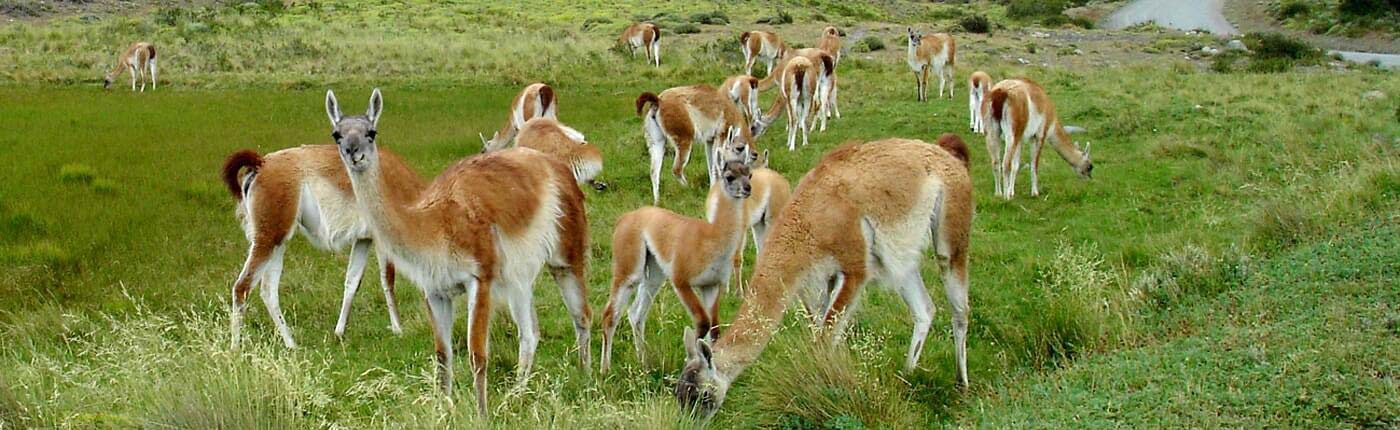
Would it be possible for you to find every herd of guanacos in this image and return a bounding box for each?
[103,20,1097,418]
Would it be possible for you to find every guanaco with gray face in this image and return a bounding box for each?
[705,150,790,293]
[601,159,753,372]
[675,136,974,419]
[326,89,592,417]
[907,28,956,101]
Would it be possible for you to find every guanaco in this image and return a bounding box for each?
[326,89,592,417]
[983,78,1093,199]
[907,28,956,101]
[480,82,557,150]
[675,136,974,418]
[740,30,787,76]
[601,159,753,372]
[103,42,157,92]
[620,22,662,66]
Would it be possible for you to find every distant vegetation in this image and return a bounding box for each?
[1269,0,1400,37]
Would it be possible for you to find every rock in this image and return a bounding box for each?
[1362,90,1386,101]
[1074,48,1085,55]
[1226,39,1249,52]
[1031,31,1050,38]
[1200,46,1220,56]
[1017,58,1031,65]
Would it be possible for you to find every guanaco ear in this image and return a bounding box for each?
[755,149,769,169]
[325,89,342,128]
[479,132,490,149]
[683,327,701,360]
[367,88,383,127]
[698,336,715,368]
[1083,142,1092,159]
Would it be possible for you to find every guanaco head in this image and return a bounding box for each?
[823,26,840,38]
[479,131,507,153]
[1076,142,1094,179]
[103,72,114,89]
[325,88,384,174]
[718,125,757,167]
[676,327,728,419]
[719,161,752,200]
[907,27,922,48]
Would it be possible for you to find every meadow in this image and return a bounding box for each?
[1,1,1397,429]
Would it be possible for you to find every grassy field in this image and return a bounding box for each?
[1,1,1398,429]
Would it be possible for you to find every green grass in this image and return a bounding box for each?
[1,1,1398,429]
[961,220,1400,428]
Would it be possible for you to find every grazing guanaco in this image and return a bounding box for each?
[222,145,423,348]
[720,75,762,124]
[817,26,842,63]
[983,78,1093,199]
[907,28,956,101]
[635,86,758,204]
[675,136,974,418]
[968,71,993,133]
[484,117,606,191]
[705,150,790,293]
[740,30,788,76]
[620,23,662,66]
[750,54,832,151]
[601,159,753,372]
[103,42,157,91]
[326,89,592,417]
[480,82,557,150]
[754,48,839,132]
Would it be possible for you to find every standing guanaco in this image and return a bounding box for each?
[103,42,157,91]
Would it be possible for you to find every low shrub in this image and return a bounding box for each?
[1246,32,1320,61]
[851,35,885,53]
[960,14,991,34]
[688,11,728,25]
[668,22,701,34]
[756,9,794,25]
[580,16,611,31]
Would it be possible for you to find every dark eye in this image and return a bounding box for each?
[366,130,377,140]
[331,131,342,141]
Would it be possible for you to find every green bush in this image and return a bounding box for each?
[1004,0,1088,20]
[688,11,728,25]
[757,9,794,25]
[669,22,700,34]
[959,14,991,34]
[580,16,611,30]
[1246,32,1319,61]
[58,163,96,184]
[1275,1,1311,19]
[850,35,885,53]
[1339,0,1399,16]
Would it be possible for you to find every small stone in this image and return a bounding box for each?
[1017,58,1031,65]
[1074,48,1085,55]
[1361,90,1385,100]
[1226,40,1249,52]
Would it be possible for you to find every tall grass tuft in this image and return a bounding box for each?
[730,333,924,429]
[1028,243,1133,365]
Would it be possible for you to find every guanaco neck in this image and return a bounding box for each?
[345,159,439,253]
[1048,121,1087,169]
[705,189,748,259]
[709,238,807,382]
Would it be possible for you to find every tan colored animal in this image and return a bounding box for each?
[705,151,790,292]
[674,136,974,418]
[600,160,753,372]
[983,78,1093,199]
[635,86,758,204]
[480,82,557,150]
[104,42,157,91]
[740,30,788,76]
[620,22,662,66]
[325,89,592,417]
[751,54,832,151]
[720,75,762,124]
[907,29,956,101]
[754,48,839,132]
[968,71,993,133]
[483,116,604,189]
[222,145,424,348]
[816,26,842,63]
